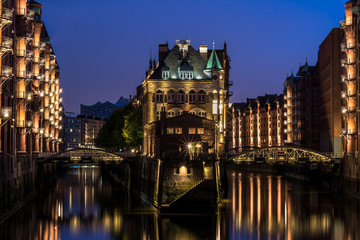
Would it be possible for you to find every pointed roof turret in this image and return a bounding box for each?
[206,41,223,71]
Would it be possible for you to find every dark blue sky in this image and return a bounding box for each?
[41,0,345,113]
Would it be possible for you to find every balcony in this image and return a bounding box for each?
[229,91,233,96]
[229,80,233,86]
[16,70,26,78]
[1,65,13,79]
[26,49,34,59]
[0,8,13,26]
[40,42,46,51]
[26,8,35,20]
[39,57,45,65]
[1,36,13,55]
[25,32,33,42]
[16,49,26,57]
[340,20,346,29]
[16,120,26,128]
[341,58,348,67]
[341,43,347,52]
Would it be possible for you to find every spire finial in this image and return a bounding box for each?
[213,40,215,50]
[305,57,308,63]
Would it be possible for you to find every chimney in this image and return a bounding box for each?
[199,45,208,61]
[159,43,169,61]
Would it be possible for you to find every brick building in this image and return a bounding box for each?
[0,0,62,215]
[142,40,231,158]
[230,94,284,152]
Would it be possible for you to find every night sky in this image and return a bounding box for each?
[41,0,344,113]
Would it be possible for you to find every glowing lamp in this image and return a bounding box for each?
[39,128,45,134]
[26,120,33,128]
[1,107,12,118]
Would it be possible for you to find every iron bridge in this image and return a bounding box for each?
[228,147,341,164]
[38,148,125,163]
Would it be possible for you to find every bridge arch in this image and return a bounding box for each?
[38,148,125,163]
[229,147,340,164]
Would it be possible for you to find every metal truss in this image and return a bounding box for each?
[39,148,124,163]
[230,147,338,164]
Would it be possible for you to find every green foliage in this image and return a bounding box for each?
[95,104,142,150]
[123,106,143,148]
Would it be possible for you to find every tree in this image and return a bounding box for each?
[122,106,143,148]
[95,103,143,150]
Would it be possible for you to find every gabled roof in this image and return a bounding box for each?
[148,44,210,80]
[206,42,223,71]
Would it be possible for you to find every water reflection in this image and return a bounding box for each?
[0,167,360,240]
[226,171,360,240]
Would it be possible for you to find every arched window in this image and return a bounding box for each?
[177,90,185,104]
[156,111,161,120]
[156,90,163,103]
[198,111,206,118]
[189,90,196,104]
[167,110,175,118]
[176,110,183,116]
[190,111,196,115]
[198,90,206,104]
[168,90,176,104]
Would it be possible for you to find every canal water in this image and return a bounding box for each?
[0,165,359,240]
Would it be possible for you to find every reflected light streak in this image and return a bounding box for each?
[69,187,72,211]
[257,176,261,240]
[268,176,272,236]
[232,173,236,239]
[250,176,254,233]
[238,175,242,231]
[277,177,281,225]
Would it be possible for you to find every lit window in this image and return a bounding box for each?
[187,72,193,79]
[167,111,175,118]
[177,90,185,103]
[162,71,169,79]
[213,100,218,114]
[189,90,196,103]
[180,71,186,79]
[176,111,182,116]
[156,90,163,103]
[156,111,161,120]
[175,128,183,134]
[70,129,73,132]
[199,111,206,118]
[167,128,174,134]
[189,128,196,134]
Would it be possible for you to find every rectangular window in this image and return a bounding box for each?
[213,100,218,114]
[197,128,204,134]
[175,128,183,134]
[162,71,169,79]
[167,128,174,134]
[189,128,196,134]
[187,72,193,79]
[180,72,186,79]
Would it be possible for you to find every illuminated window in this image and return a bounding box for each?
[197,128,204,135]
[198,90,206,103]
[187,72,193,79]
[70,129,73,132]
[177,90,185,103]
[176,111,183,116]
[199,111,206,118]
[162,71,169,79]
[175,128,182,134]
[213,100,218,114]
[189,128,196,134]
[190,111,196,115]
[180,71,186,79]
[156,111,161,120]
[167,110,175,118]
[168,90,176,103]
[167,128,174,134]
[156,90,163,103]
[189,90,196,103]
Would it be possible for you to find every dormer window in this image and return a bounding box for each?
[179,71,193,79]
[162,71,169,79]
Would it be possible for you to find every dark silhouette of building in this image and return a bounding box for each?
[80,96,129,119]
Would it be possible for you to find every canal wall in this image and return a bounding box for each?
[340,156,360,199]
[128,157,226,213]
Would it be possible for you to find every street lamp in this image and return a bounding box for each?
[0,107,13,127]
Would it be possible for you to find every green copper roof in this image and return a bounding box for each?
[206,41,223,71]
